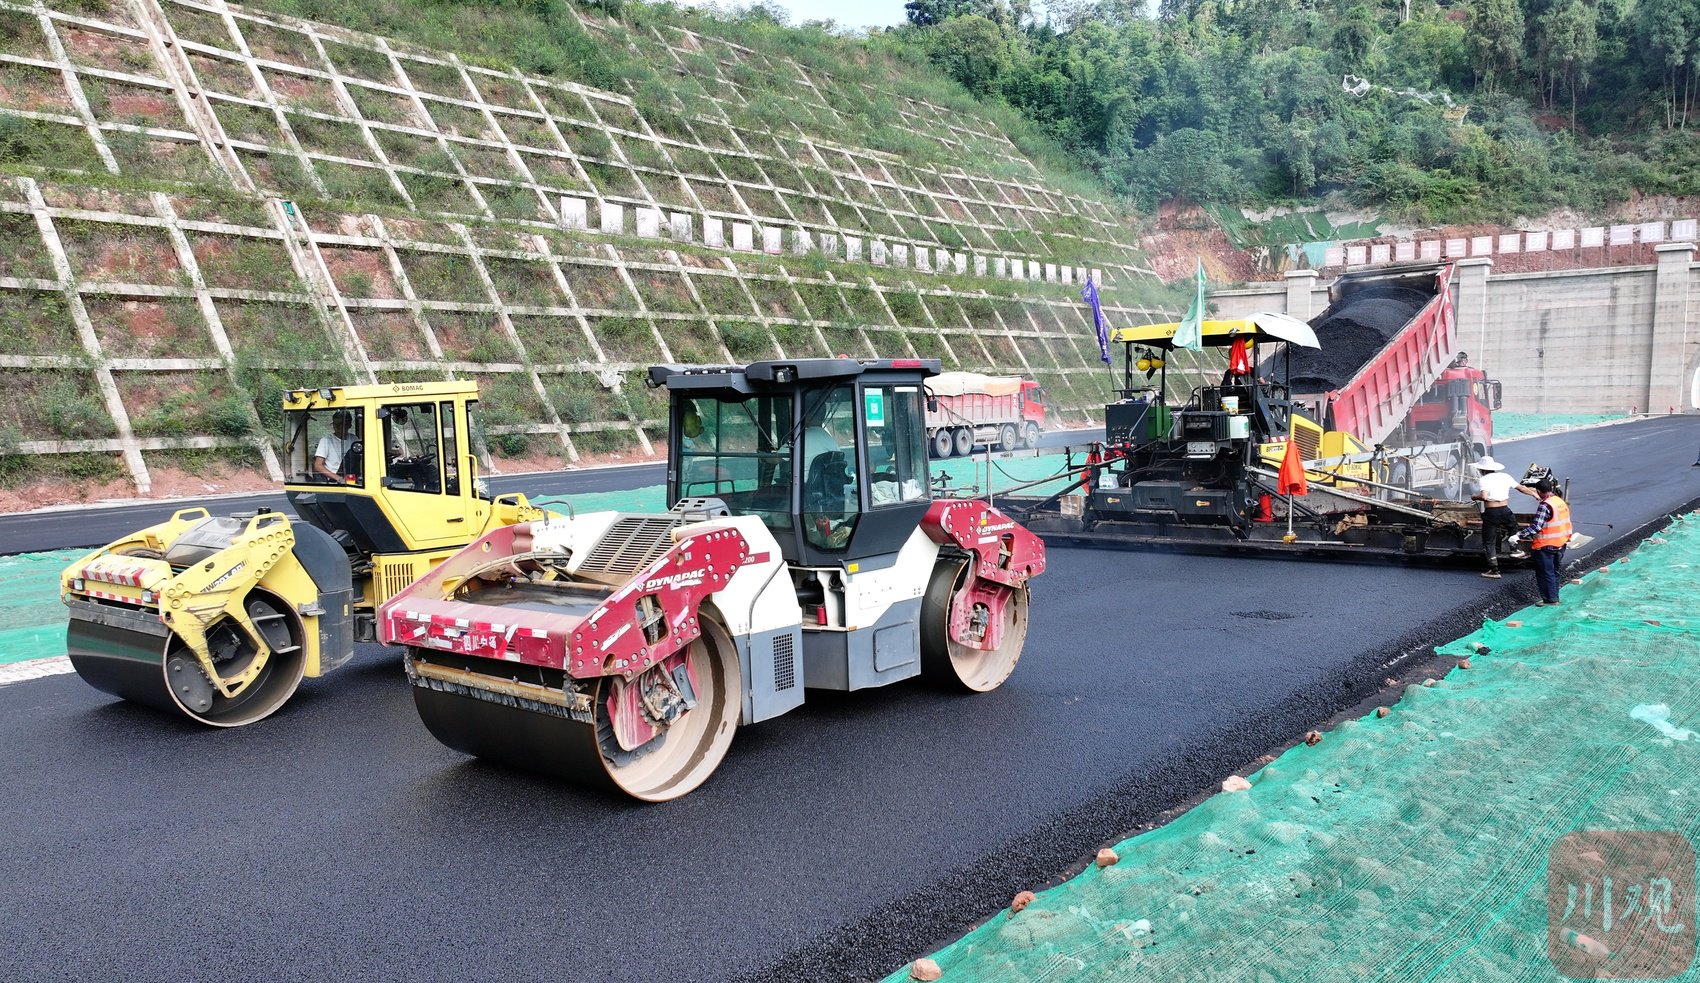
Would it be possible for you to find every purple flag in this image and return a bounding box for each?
[1081,277,1111,365]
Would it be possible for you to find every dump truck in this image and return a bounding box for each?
[926,371,1045,457]
[381,358,1047,801]
[61,381,549,726]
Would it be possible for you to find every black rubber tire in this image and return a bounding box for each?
[1021,421,1041,449]
[953,427,974,457]
[997,424,1018,452]
[932,428,954,459]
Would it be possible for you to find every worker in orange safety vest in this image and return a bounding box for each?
[1506,478,1573,606]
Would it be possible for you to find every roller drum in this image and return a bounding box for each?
[65,594,307,728]
[406,614,742,802]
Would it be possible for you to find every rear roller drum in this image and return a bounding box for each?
[409,613,742,802]
[920,558,1029,692]
[67,591,307,727]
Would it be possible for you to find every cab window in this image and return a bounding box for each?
[863,384,927,506]
[676,394,794,533]
[800,385,861,551]
[287,407,364,487]
[380,402,442,494]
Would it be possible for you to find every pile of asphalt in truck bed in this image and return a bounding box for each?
[1264,285,1433,393]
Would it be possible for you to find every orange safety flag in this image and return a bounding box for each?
[1278,437,1308,497]
[1228,337,1252,376]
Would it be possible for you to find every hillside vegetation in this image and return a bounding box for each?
[0,0,1178,498]
[894,0,1700,224]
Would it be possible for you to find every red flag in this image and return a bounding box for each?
[1228,337,1252,376]
[1278,438,1308,497]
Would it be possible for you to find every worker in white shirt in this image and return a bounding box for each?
[1469,455,1533,578]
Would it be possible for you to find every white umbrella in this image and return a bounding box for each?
[1247,311,1321,349]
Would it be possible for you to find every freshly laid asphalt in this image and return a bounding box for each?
[2,416,1697,982]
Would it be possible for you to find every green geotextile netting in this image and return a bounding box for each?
[0,548,80,665]
[1494,412,1632,441]
[888,514,1700,982]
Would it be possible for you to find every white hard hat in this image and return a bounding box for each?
[1470,456,1504,472]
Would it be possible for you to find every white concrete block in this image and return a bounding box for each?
[1027,260,1040,279]
[1324,246,1345,267]
[1010,258,1025,280]
[1444,238,1468,257]
[762,226,782,254]
[599,201,624,234]
[1062,264,1074,284]
[1673,219,1697,241]
[1498,233,1520,253]
[955,254,967,275]
[1640,221,1665,243]
[733,222,753,251]
[870,240,887,265]
[819,233,837,259]
[1553,229,1576,249]
[792,228,812,255]
[935,248,949,271]
[845,235,862,262]
[1471,235,1493,255]
[914,246,930,272]
[1346,245,1367,265]
[1090,268,1101,284]
[1369,244,1390,264]
[974,255,986,276]
[1419,241,1441,260]
[669,212,692,240]
[1044,262,1057,281]
[1580,227,1605,248]
[1526,230,1548,252]
[560,196,589,230]
[1395,241,1416,261]
[893,243,909,266]
[704,218,725,248]
[635,207,661,238]
[1608,224,1633,246]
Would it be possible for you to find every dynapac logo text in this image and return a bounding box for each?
[643,570,707,592]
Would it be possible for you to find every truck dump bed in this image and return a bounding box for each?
[1267,263,1457,448]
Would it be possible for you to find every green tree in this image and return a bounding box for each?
[1467,0,1525,91]
[1541,0,1598,126]
[927,15,1014,95]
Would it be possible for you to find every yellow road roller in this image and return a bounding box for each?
[61,381,550,726]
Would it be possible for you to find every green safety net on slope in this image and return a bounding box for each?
[1494,412,1631,442]
[888,513,1700,982]
[0,549,81,665]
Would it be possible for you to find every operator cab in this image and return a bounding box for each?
[281,382,485,556]
[649,358,940,567]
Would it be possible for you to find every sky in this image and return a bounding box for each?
[673,0,912,33]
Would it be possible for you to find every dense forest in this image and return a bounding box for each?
[884,0,1700,222]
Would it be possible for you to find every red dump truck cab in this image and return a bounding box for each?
[926,372,1045,457]
[1408,361,1503,455]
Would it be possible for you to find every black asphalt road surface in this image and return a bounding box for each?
[2,417,1697,982]
[0,430,1091,556]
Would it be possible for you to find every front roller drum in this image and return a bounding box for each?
[920,557,1030,692]
[66,592,307,727]
[408,614,742,802]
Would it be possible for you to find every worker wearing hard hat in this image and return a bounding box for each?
[1507,477,1574,606]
